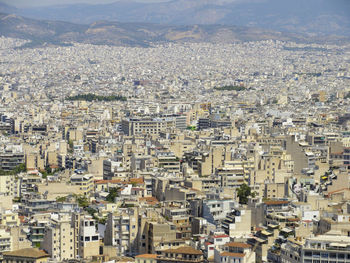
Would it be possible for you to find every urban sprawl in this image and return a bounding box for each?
[0,36,350,263]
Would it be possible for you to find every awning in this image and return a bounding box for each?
[281,228,293,233]
[330,243,348,248]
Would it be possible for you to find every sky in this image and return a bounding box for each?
[2,0,170,8]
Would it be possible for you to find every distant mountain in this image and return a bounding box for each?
[0,3,16,14]
[12,0,350,37]
[0,13,348,48]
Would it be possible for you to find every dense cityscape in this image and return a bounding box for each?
[0,28,350,263]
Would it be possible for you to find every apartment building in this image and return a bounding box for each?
[280,239,302,263]
[214,242,255,263]
[121,118,175,136]
[144,222,178,254]
[216,164,246,189]
[203,199,237,224]
[0,229,12,256]
[0,175,19,196]
[221,208,252,237]
[157,246,204,263]
[0,152,24,171]
[302,234,350,263]
[157,153,180,173]
[70,173,94,196]
[77,215,99,259]
[41,214,75,261]
[104,207,139,256]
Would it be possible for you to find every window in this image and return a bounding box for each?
[305,251,312,257]
[330,253,337,259]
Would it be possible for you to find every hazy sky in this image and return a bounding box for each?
[3,0,170,8]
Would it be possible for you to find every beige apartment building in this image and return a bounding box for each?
[121,118,175,136]
[222,208,252,237]
[104,207,139,256]
[0,175,20,197]
[41,214,75,261]
[41,213,100,261]
[0,228,12,255]
[198,147,226,177]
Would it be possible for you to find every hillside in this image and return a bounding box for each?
[0,13,348,48]
[10,0,350,37]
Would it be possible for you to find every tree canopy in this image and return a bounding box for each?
[214,85,246,91]
[66,93,127,102]
[106,187,119,202]
[0,163,26,175]
[237,184,255,204]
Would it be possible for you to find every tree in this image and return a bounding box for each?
[13,163,26,174]
[56,196,67,202]
[237,184,252,205]
[66,93,127,102]
[0,163,26,176]
[86,207,97,217]
[106,188,119,203]
[214,85,246,91]
[76,195,89,208]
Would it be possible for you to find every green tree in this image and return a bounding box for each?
[86,207,97,217]
[56,196,67,202]
[237,184,253,205]
[0,163,26,175]
[66,93,127,102]
[13,163,26,174]
[106,188,119,203]
[76,195,89,208]
[214,85,246,91]
[98,217,107,224]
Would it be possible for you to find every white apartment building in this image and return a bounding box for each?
[78,215,99,259]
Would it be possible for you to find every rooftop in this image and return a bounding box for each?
[3,248,49,259]
[163,246,203,255]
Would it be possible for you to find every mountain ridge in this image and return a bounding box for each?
[0,12,349,48]
[6,0,350,37]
